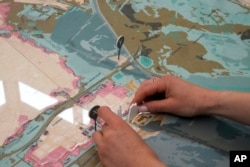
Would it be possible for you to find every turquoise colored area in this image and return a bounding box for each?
[51,8,90,45]
[113,72,123,80]
[28,22,35,27]
[187,75,250,91]
[161,24,250,76]
[65,52,109,88]
[139,56,153,68]
[52,8,116,51]
[132,0,250,25]
[106,0,116,11]
[32,30,43,35]
[50,7,121,87]
[111,72,137,87]
[112,72,125,84]
[19,4,55,21]
[0,30,10,36]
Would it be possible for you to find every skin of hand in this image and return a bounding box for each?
[132,75,215,117]
[132,75,250,125]
[93,106,167,167]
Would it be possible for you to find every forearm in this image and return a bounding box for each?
[203,90,250,125]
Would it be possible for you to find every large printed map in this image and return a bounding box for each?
[0,0,250,166]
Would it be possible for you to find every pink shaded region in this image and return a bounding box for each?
[0,3,13,31]
[18,115,29,125]
[79,81,129,105]
[98,82,114,97]
[72,78,81,89]
[23,81,128,165]
[58,58,81,89]
[97,81,129,98]
[79,93,95,105]
[20,37,81,89]
[2,116,30,145]
[58,58,74,75]
[24,139,94,166]
[0,3,81,90]
[112,85,129,98]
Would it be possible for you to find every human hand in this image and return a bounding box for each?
[132,75,215,117]
[93,106,166,167]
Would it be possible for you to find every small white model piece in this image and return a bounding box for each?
[127,103,139,122]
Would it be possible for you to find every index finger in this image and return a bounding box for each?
[97,106,121,125]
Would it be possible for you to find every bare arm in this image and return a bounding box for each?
[206,90,250,125]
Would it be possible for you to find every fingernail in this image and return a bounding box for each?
[138,105,148,113]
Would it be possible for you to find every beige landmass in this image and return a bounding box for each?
[109,54,128,66]
[32,81,134,160]
[148,31,225,73]
[7,0,91,35]
[0,35,79,145]
[33,109,87,159]
[14,0,70,10]
[231,0,250,9]
[7,2,58,33]
[32,78,156,162]
[67,0,89,5]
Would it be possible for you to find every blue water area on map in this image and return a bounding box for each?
[142,117,231,167]
[51,7,127,85]
[51,8,90,45]
[132,0,250,26]
[65,52,110,87]
[0,109,57,166]
[132,0,250,78]
[139,56,153,68]
[187,75,250,91]
[112,72,129,85]
[242,56,250,67]
[113,72,123,80]
[0,30,10,37]
[176,145,226,166]
[20,5,55,21]
[51,7,120,74]
[52,7,116,54]
[145,131,228,167]
[161,24,250,76]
